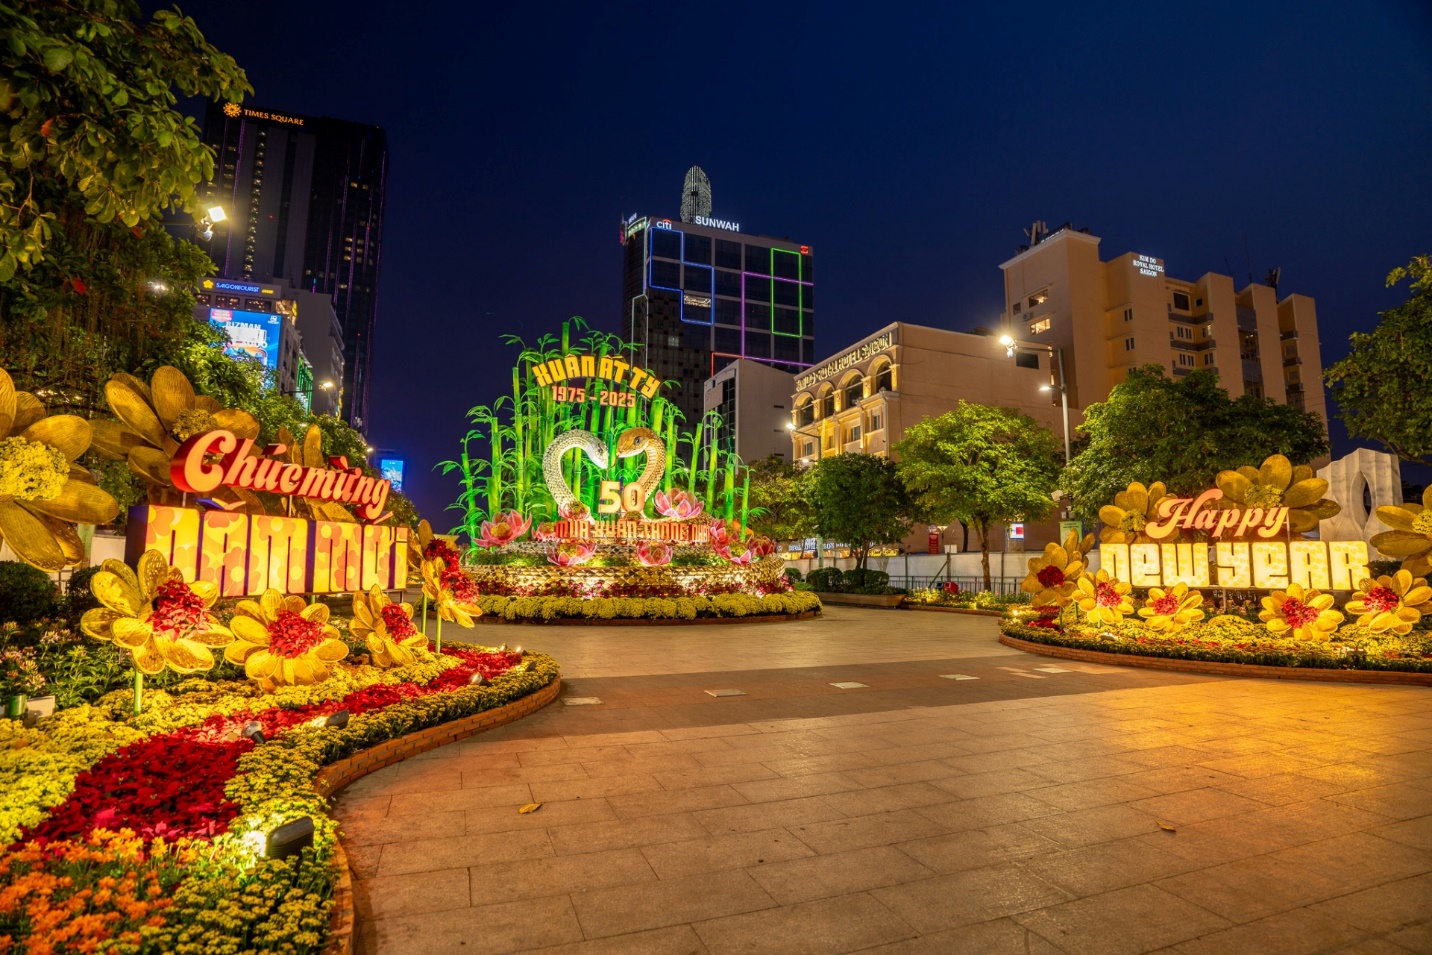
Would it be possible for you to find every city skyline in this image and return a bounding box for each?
[175,0,1432,524]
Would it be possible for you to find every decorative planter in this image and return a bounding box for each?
[904,605,1004,618]
[815,592,906,608]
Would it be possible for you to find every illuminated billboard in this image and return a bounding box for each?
[380,458,404,491]
[209,308,281,371]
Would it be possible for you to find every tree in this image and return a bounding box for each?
[1061,366,1330,524]
[895,402,1062,591]
[1324,255,1432,467]
[743,455,814,542]
[809,454,913,571]
[0,1,251,412]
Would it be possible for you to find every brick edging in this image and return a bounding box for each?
[905,605,1005,618]
[319,676,562,954]
[474,610,820,626]
[999,635,1432,686]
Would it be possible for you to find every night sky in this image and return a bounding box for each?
[175,0,1432,525]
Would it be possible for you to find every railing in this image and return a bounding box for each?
[1280,329,1299,340]
[1283,356,1302,367]
[889,574,1027,595]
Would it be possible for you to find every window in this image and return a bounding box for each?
[1203,354,1215,366]
[802,441,813,457]
[797,401,814,426]
[774,307,801,336]
[868,413,883,432]
[745,274,770,303]
[873,364,893,393]
[1015,351,1039,369]
[715,298,741,326]
[666,335,680,347]
[773,279,801,308]
[715,239,742,270]
[683,234,711,265]
[1175,326,1192,340]
[772,249,801,281]
[1177,354,1194,367]
[1028,289,1049,308]
[714,269,741,298]
[773,336,800,362]
[214,294,241,309]
[1125,337,1135,351]
[682,264,712,293]
[1195,297,1203,307]
[651,229,681,260]
[845,425,862,444]
[1011,302,1022,314]
[745,244,770,274]
[1204,325,1213,338]
[1123,308,1133,322]
[650,260,680,289]
[714,326,741,354]
[823,432,834,449]
[1172,291,1191,311]
[818,391,835,418]
[844,378,863,408]
[1030,317,1051,334]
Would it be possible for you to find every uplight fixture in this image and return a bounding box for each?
[241,721,266,744]
[266,816,315,860]
[325,709,350,729]
[206,205,227,223]
[469,673,488,686]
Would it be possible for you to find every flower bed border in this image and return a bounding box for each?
[904,605,1004,618]
[315,675,563,955]
[999,634,1432,686]
[471,610,820,627]
[815,592,905,608]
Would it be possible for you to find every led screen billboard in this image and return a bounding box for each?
[379,458,404,491]
[209,308,281,371]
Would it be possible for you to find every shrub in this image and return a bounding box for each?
[0,562,58,625]
[842,568,890,594]
[784,567,803,583]
[806,567,845,593]
[62,566,103,622]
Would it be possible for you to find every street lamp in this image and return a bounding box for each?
[1000,334,1071,463]
[196,204,227,242]
[319,380,334,391]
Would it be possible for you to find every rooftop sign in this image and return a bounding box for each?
[795,332,895,391]
[693,215,740,232]
[1135,254,1165,277]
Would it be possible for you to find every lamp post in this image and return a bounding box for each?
[999,334,1071,464]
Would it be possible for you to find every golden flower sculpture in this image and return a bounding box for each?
[1021,530,1090,607]
[408,519,437,582]
[421,556,482,628]
[1074,569,1135,625]
[1099,482,1179,544]
[81,549,234,674]
[0,369,120,570]
[1345,570,1431,635]
[91,365,263,512]
[226,590,349,691]
[1215,454,1340,535]
[350,586,428,667]
[1371,486,1432,576]
[1136,582,1205,633]
[1259,583,1343,641]
[274,424,356,522]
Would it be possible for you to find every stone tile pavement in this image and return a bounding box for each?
[334,607,1432,954]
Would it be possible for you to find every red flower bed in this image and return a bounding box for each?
[20,647,523,847]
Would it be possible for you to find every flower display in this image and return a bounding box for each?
[1259,583,1344,640]
[225,590,349,690]
[1215,454,1340,534]
[0,368,120,570]
[275,424,356,522]
[546,540,597,568]
[559,500,591,521]
[1345,570,1432,635]
[1099,481,1179,544]
[421,556,483,626]
[1021,531,1089,606]
[653,489,704,520]
[1371,486,1432,576]
[533,521,560,542]
[1074,569,1135,625]
[1136,582,1205,633]
[350,586,429,666]
[636,540,674,566]
[81,550,234,674]
[474,510,531,547]
[90,365,262,512]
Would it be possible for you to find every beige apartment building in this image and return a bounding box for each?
[999,225,1327,423]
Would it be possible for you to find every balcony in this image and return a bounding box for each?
[1283,356,1302,367]
[1280,329,1299,341]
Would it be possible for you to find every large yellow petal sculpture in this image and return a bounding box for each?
[225,589,349,692]
[1371,486,1432,576]
[350,585,428,667]
[1214,454,1340,535]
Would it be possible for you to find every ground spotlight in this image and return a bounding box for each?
[241,721,266,744]
[469,673,488,686]
[325,709,350,729]
[266,816,315,860]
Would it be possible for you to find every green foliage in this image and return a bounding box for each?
[1324,255,1432,466]
[0,0,251,275]
[1060,367,1330,523]
[744,454,814,541]
[0,561,58,623]
[62,565,102,621]
[809,454,913,570]
[783,567,803,583]
[895,402,1061,589]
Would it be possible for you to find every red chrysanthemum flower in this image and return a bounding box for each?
[149,579,209,636]
[1036,565,1066,588]
[380,603,418,639]
[268,609,327,658]
[1279,597,1321,630]
[1095,582,1122,608]
[1362,586,1400,614]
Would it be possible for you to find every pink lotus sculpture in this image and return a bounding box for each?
[560,501,591,521]
[533,522,560,542]
[715,541,755,564]
[474,510,531,548]
[654,489,704,520]
[708,519,741,551]
[749,536,777,557]
[547,540,597,567]
[636,541,674,566]
[716,534,775,565]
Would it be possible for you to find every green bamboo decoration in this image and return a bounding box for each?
[740,472,750,529]
[724,465,735,521]
[133,670,143,716]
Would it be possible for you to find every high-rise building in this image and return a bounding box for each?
[620,203,814,427]
[198,101,388,434]
[194,278,309,404]
[998,224,1327,423]
[702,359,795,463]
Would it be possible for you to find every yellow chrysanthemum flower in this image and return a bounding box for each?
[1371,486,1432,577]
[1075,569,1134,625]
[0,369,120,571]
[350,586,428,667]
[226,590,349,692]
[1259,583,1343,641]
[80,549,234,674]
[1136,582,1205,633]
[1345,570,1431,635]
[1099,481,1178,544]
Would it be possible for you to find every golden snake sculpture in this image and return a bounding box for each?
[542,427,666,515]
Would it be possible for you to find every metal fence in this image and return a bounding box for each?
[887,575,1026,594]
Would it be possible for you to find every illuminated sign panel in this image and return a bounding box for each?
[209,308,281,371]
[796,332,895,390]
[1135,254,1165,277]
[379,458,404,491]
[692,215,740,232]
[201,278,277,295]
[1102,540,1370,592]
[528,351,665,400]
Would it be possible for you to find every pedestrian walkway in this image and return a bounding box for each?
[335,607,1432,954]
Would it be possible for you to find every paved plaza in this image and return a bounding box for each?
[334,608,1432,955]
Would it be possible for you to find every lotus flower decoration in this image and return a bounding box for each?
[475,510,531,548]
[636,540,673,566]
[560,501,591,521]
[547,540,596,567]
[708,518,742,551]
[533,522,560,542]
[654,489,704,520]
